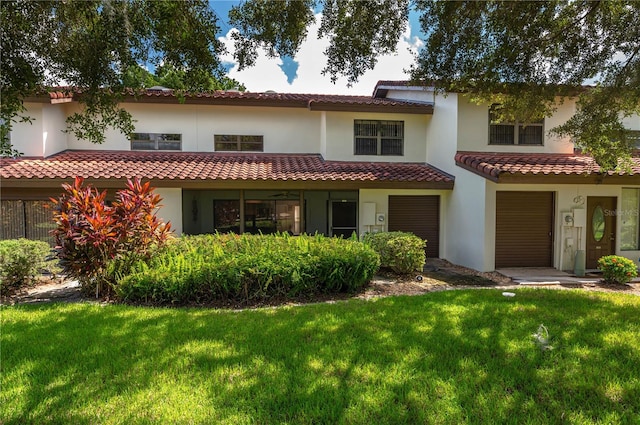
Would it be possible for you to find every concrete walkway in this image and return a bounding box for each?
[497,267,640,285]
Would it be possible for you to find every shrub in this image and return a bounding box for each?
[116,233,380,304]
[51,177,172,297]
[597,255,638,284]
[362,231,426,274]
[0,239,55,296]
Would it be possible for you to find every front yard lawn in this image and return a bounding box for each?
[2,289,639,424]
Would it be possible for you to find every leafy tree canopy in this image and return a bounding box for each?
[230,0,639,170]
[2,0,639,170]
[1,0,237,155]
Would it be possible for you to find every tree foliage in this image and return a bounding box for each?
[229,0,639,170]
[1,0,230,152]
[51,177,172,297]
[229,0,409,85]
[412,0,640,170]
[2,0,638,170]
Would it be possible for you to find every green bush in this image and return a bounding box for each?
[597,255,638,284]
[0,239,56,296]
[362,231,426,274]
[116,233,380,304]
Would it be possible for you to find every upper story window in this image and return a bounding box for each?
[215,135,264,152]
[627,130,640,149]
[489,105,544,146]
[131,133,181,150]
[354,120,404,156]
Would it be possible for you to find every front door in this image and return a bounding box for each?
[330,201,357,237]
[586,197,617,269]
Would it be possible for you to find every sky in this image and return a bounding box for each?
[211,1,423,95]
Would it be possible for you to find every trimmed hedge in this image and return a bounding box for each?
[362,231,426,274]
[0,239,57,296]
[116,233,380,304]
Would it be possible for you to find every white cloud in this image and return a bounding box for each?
[219,12,422,95]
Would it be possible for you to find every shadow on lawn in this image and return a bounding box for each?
[3,290,640,424]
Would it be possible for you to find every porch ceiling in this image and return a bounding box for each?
[0,150,454,189]
[455,151,640,184]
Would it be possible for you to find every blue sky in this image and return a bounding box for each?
[210,1,423,95]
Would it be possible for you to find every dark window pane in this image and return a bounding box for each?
[215,135,236,142]
[215,142,239,151]
[381,121,403,138]
[490,124,515,145]
[131,133,151,140]
[355,138,378,155]
[354,121,378,137]
[131,140,156,150]
[241,135,262,143]
[245,200,277,234]
[213,200,240,233]
[519,125,543,145]
[160,134,181,141]
[381,139,403,155]
[157,141,182,150]
[332,201,357,228]
[241,142,263,151]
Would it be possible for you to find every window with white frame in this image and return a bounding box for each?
[621,188,640,251]
[354,120,404,155]
[214,135,264,152]
[131,133,181,150]
[489,105,544,145]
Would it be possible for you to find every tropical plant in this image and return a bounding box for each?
[51,177,172,297]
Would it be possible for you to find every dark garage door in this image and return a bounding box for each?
[388,195,440,257]
[495,191,554,268]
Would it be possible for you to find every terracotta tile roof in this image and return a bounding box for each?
[128,89,434,114]
[1,150,453,188]
[30,87,434,114]
[455,151,640,183]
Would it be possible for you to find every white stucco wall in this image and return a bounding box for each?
[11,102,44,157]
[456,96,576,154]
[155,188,183,236]
[42,104,69,157]
[425,93,458,172]
[623,114,640,130]
[65,103,323,153]
[358,188,451,256]
[441,169,492,271]
[324,111,428,162]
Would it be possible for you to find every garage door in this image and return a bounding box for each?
[388,195,440,257]
[495,191,554,268]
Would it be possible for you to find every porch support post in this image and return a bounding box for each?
[299,190,305,234]
[239,189,245,234]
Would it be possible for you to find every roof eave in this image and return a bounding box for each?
[0,177,454,191]
[308,101,433,114]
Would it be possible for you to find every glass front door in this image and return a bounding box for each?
[586,196,617,269]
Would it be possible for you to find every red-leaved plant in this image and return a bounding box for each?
[51,177,172,297]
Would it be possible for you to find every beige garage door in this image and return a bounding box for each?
[388,195,440,258]
[495,191,554,268]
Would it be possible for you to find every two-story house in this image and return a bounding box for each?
[1,81,639,273]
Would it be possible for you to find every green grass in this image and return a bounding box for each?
[2,289,640,424]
